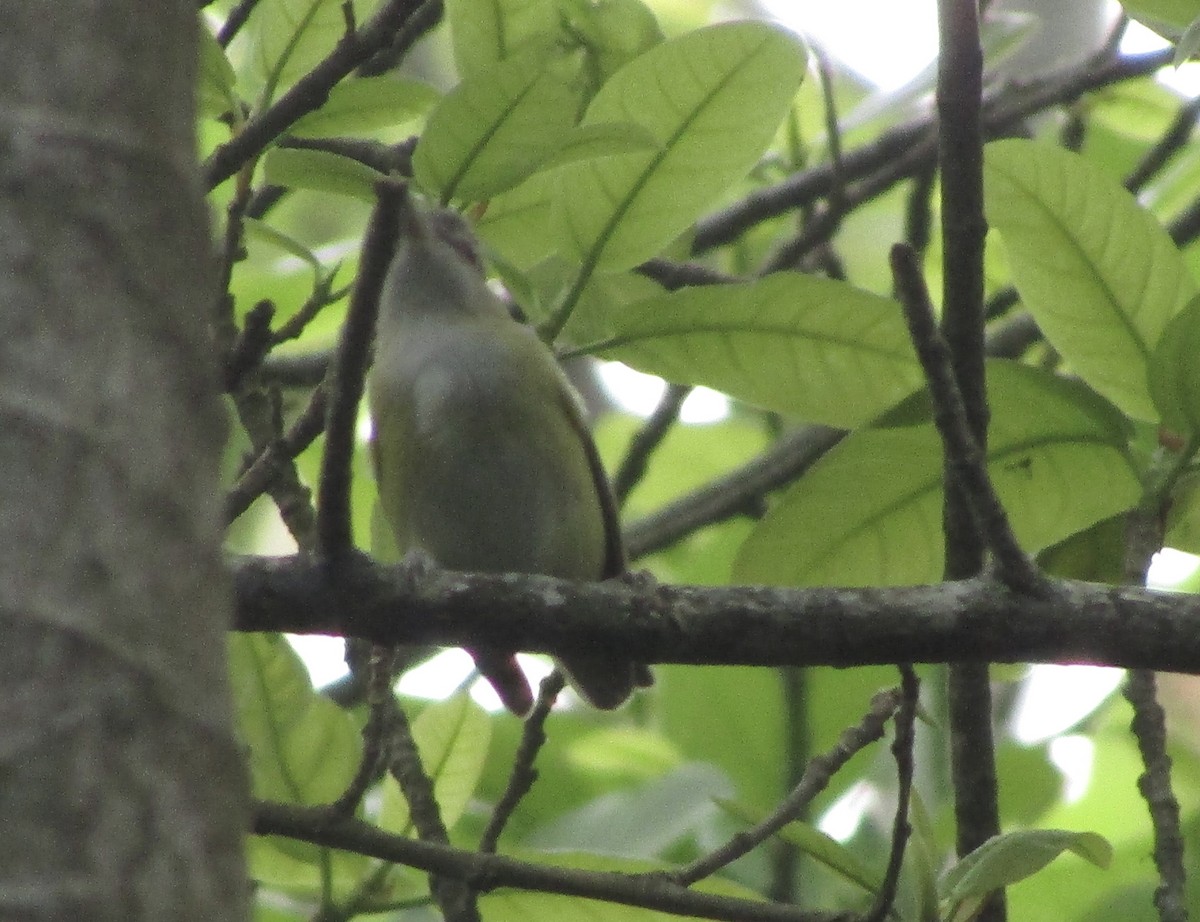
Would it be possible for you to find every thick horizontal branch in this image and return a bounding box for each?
[231,552,1200,674]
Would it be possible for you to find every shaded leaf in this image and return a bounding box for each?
[528,763,732,857]
[941,829,1112,904]
[718,799,883,895]
[1150,296,1200,437]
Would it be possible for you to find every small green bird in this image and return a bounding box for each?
[368,191,650,714]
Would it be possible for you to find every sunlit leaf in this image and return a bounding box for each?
[236,0,344,105]
[984,138,1197,420]
[568,0,665,84]
[376,694,492,835]
[1120,0,1200,39]
[198,23,237,119]
[530,122,662,172]
[229,634,361,804]
[443,0,563,77]
[413,48,585,203]
[734,362,1139,586]
[263,146,381,201]
[243,217,322,271]
[593,273,921,427]
[555,21,807,271]
[289,77,439,136]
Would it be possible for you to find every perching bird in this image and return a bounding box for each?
[368,190,650,714]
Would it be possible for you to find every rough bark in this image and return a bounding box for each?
[0,5,246,920]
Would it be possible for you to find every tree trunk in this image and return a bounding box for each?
[0,5,247,920]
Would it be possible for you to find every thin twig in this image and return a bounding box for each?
[1125,93,1200,195]
[230,381,319,549]
[761,142,933,274]
[332,646,399,814]
[358,0,445,76]
[1122,504,1188,922]
[769,667,809,904]
[279,135,417,177]
[255,799,850,922]
[864,666,919,922]
[614,384,691,505]
[889,244,1046,594]
[692,49,1171,254]
[811,45,845,209]
[216,0,264,46]
[480,671,566,853]
[224,380,327,525]
[388,703,481,922]
[666,688,902,888]
[271,278,351,346]
[904,167,937,257]
[935,8,1004,922]
[224,299,276,392]
[315,179,406,560]
[204,0,427,190]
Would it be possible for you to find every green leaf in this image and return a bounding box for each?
[734,362,1139,586]
[1038,514,1127,583]
[229,634,361,804]
[527,763,732,856]
[480,850,764,921]
[443,0,563,78]
[1150,296,1200,437]
[476,171,563,269]
[198,22,237,119]
[555,21,807,271]
[413,49,586,203]
[593,273,922,428]
[984,138,1197,421]
[243,217,322,272]
[717,800,883,894]
[376,694,492,835]
[530,122,662,172]
[941,829,1112,906]
[657,666,783,808]
[262,147,382,202]
[1121,0,1200,38]
[289,77,439,136]
[1166,470,1200,553]
[247,836,372,902]
[236,0,344,105]
[1175,13,1200,62]
[567,0,665,84]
